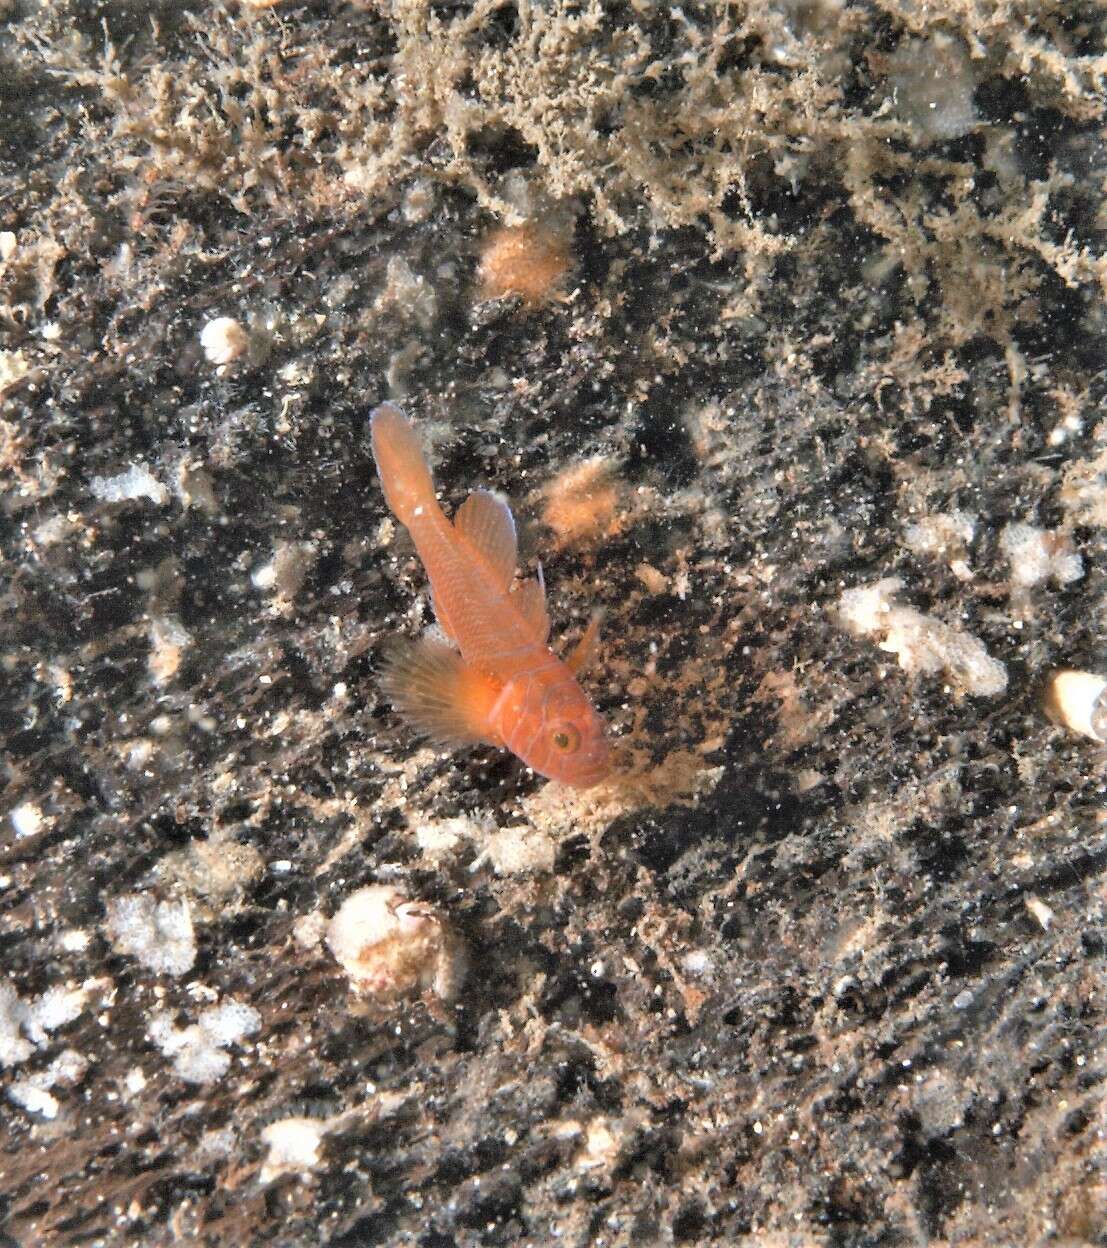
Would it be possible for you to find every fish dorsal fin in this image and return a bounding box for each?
[431,591,458,643]
[454,489,517,590]
[379,638,498,747]
[565,609,603,675]
[511,576,550,645]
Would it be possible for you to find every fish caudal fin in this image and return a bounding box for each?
[379,638,500,747]
[370,403,436,527]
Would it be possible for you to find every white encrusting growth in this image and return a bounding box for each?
[104,894,197,977]
[1,979,92,1117]
[148,998,261,1084]
[901,510,975,579]
[472,824,557,875]
[260,1117,326,1182]
[8,1049,88,1120]
[1,982,89,1068]
[999,522,1083,589]
[90,464,169,506]
[838,577,1007,697]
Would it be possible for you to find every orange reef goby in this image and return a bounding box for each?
[370,403,610,788]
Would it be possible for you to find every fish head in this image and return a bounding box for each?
[499,671,610,789]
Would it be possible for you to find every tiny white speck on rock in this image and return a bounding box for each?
[9,802,45,839]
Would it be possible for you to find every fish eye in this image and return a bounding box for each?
[551,723,581,752]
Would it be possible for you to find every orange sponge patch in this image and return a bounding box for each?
[542,458,621,549]
[478,223,573,306]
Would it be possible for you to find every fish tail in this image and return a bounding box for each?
[370,403,436,526]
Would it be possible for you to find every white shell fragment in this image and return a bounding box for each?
[1043,670,1107,742]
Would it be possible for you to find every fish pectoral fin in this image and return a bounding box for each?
[379,639,499,747]
[565,609,604,676]
[511,576,550,644]
[454,489,517,589]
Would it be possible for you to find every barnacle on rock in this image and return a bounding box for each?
[326,886,466,1003]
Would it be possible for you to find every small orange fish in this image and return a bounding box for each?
[371,403,609,788]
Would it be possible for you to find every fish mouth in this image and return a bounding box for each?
[572,766,610,790]
[534,750,610,789]
[568,740,611,789]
